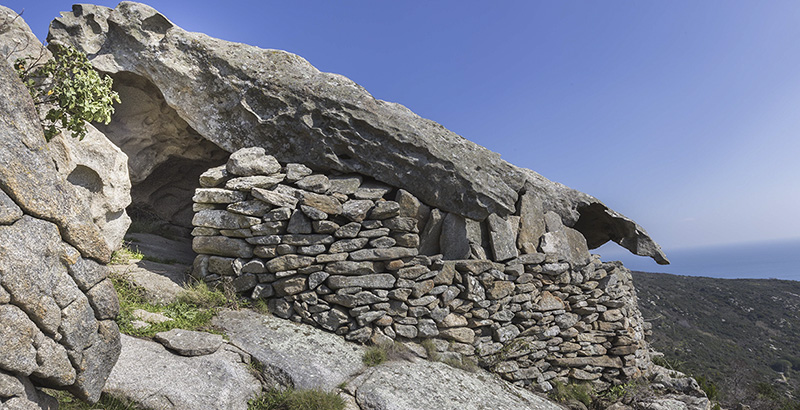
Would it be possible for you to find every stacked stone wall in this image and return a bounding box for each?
[191,147,651,391]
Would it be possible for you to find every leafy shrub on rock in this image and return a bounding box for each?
[15,42,119,140]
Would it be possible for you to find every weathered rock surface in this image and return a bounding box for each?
[49,126,132,252]
[124,233,196,265]
[520,173,668,264]
[0,42,110,263]
[154,329,223,357]
[104,335,260,410]
[0,55,120,403]
[110,259,187,305]
[349,360,561,410]
[0,5,51,65]
[49,2,667,264]
[0,371,59,410]
[212,309,365,391]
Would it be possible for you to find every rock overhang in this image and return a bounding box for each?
[47,1,668,265]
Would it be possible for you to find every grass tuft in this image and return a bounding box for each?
[362,341,417,367]
[549,381,594,407]
[110,243,144,265]
[248,388,345,410]
[420,339,439,360]
[362,346,387,367]
[249,298,271,315]
[177,280,230,309]
[111,274,225,338]
[45,389,140,410]
[440,356,479,373]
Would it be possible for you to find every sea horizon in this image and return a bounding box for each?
[595,237,800,282]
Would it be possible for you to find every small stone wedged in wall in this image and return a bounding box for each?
[191,148,653,393]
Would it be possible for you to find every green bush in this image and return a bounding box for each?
[248,388,344,410]
[771,359,793,373]
[549,381,593,407]
[756,381,777,399]
[695,375,719,401]
[362,346,387,367]
[15,43,120,141]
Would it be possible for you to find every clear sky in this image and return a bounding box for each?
[5,1,800,263]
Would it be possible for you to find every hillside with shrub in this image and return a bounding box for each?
[632,271,800,409]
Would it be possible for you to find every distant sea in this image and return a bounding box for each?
[595,238,800,281]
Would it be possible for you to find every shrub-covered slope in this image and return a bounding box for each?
[632,271,800,408]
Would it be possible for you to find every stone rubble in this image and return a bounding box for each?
[192,148,653,391]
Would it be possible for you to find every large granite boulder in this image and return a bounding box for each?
[0,42,120,404]
[48,2,667,264]
[104,335,260,410]
[212,309,366,391]
[49,126,132,252]
[1,5,133,253]
[0,5,51,65]
[349,360,562,410]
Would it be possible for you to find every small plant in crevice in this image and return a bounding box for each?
[247,297,270,315]
[548,381,594,407]
[110,242,144,265]
[361,340,419,367]
[15,42,120,141]
[440,355,479,373]
[362,346,387,367]
[420,339,440,361]
[418,339,478,372]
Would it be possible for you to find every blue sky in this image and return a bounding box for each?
[5,1,800,265]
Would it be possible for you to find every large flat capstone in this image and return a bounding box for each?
[48,2,669,264]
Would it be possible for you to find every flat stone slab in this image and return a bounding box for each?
[111,260,187,305]
[104,335,260,410]
[154,329,223,357]
[125,233,196,265]
[212,309,365,391]
[349,360,561,410]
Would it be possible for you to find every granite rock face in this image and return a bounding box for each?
[49,126,132,252]
[349,360,561,410]
[0,31,110,264]
[0,39,120,405]
[104,335,260,410]
[0,5,51,65]
[48,1,667,264]
[1,6,132,253]
[213,309,366,391]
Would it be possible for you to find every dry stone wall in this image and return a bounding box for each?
[192,148,652,391]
